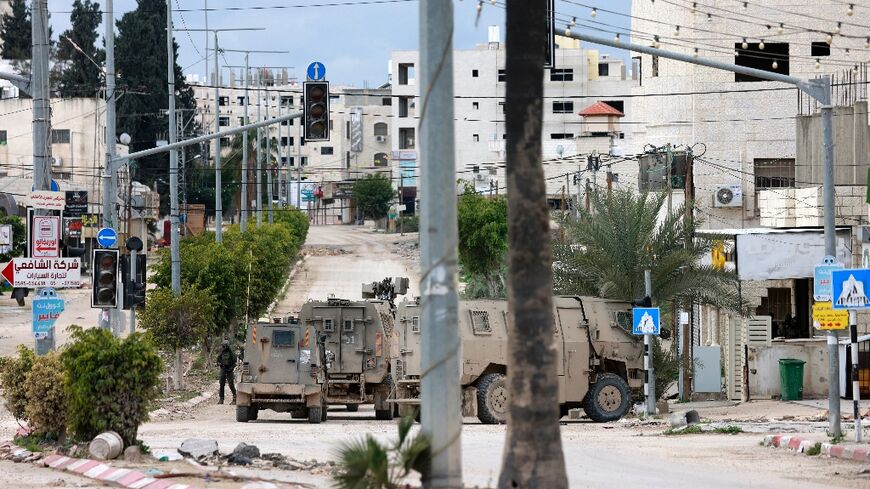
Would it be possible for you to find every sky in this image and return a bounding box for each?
[48,0,633,87]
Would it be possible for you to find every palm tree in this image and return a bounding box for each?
[553,189,746,312]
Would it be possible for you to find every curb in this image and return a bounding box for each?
[41,453,204,489]
[763,434,870,462]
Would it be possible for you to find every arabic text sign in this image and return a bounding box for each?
[812,301,849,330]
[31,215,60,258]
[33,288,64,336]
[30,191,66,211]
[813,255,844,301]
[1,258,81,288]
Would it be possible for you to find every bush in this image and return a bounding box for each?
[62,327,162,445]
[397,215,418,233]
[24,352,67,439]
[0,345,36,421]
[138,286,214,351]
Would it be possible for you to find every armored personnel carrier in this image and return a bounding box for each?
[236,318,328,423]
[391,296,644,423]
[297,277,409,420]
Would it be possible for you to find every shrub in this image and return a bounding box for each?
[0,345,36,421]
[62,327,162,445]
[138,286,214,351]
[24,352,67,439]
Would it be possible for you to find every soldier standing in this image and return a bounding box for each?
[216,339,237,405]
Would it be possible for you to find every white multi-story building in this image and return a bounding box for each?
[190,74,393,222]
[389,28,639,210]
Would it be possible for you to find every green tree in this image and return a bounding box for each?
[62,327,162,445]
[0,0,31,62]
[457,182,508,298]
[0,216,27,263]
[55,0,104,98]
[553,189,745,311]
[114,0,196,192]
[352,173,393,220]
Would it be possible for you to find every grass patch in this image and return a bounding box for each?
[805,442,822,456]
[830,434,845,444]
[663,425,703,436]
[14,434,45,452]
[712,425,743,435]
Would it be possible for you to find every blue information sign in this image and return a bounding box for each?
[97,227,117,248]
[307,61,326,81]
[632,307,661,335]
[814,255,844,301]
[32,288,64,338]
[831,269,870,309]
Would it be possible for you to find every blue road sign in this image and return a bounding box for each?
[97,227,117,248]
[32,288,64,337]
[832,269,870,309]
[307,61,326,81]
[814,255,844,301]
[632,307,661,335]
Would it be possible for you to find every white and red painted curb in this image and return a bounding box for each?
[41,454,204,489]
[763,434,870,462]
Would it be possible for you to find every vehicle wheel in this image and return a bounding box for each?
[307,406,323,424]
[476,373,508,424]
[250,407,259,421]
[583,373,631,423]
[290,408,307,419]
[236,405,250,423]
[321,400,328,422]
[346,404,359,412]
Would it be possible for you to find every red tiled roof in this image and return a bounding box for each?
[578,101,624,117]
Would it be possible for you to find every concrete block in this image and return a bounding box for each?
[668,410,700,428]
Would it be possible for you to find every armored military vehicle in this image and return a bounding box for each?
[391,296,645,423]
[236,318,328,423]
[298,277,409,420]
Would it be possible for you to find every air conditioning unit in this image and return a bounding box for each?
[375,135,386,143]
[713,184,743,208]
[51,156,62,167]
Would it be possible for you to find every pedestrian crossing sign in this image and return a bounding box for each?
[831,269,870,309]
[632,307,661,335]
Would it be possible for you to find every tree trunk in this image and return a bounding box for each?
[174,347,183,390]
[499,2,568,488]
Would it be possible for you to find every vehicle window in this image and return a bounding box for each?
[273,330,295,348]
[411,316,420,333]
[470,310,492,335]
[343,319,354,331]
[324,319,334,331]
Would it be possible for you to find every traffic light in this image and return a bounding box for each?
[303,81,330,141]
[121,254,146,310]
[92,249,119,308]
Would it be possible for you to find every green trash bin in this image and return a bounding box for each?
[779,358,806,401]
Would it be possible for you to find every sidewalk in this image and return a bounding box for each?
[763,434,870,463]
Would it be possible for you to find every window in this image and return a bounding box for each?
[300,137,305,146]
[754,158,796,189]
[236,96,247,105]
[281,136,293,147]
[220,137,230,146]
[321,146,334,155]
[472,69,479,78]
[374,152,389,167]
[411,316,420,333]
[373,122,388,137]
[218,116,230,127]
[324,318,334,332]
[552,101,574,114]
[398,63,415,85]
[550,133,574,139]
[237,117,244,126]
[734,42,789,82]
[470,310,492,335]
[399,127,415,149]
[651,55,659,77]
[280,156,288,165]
[811,42,831,57]
[218,96,229,106]
[0,130,7,145]
[598,63,610,77]
[343,320,354,332]
[550,68,574,82]
[473,134,480,142]
[603,100,625,112]
[280,95,293,106]
[288,157,295,167]
[301,156,308,167]
[398,96,410,118]
[51,129,70,144]
[497,69,506,82]
[346,121,350,139]
[272,330,296,348]
[499,102,506,113]
[472,101,479,110]
[382,97,392,106]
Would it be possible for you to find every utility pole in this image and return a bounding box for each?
[101,0,119,334]
[563,27,841,439]
[848,310,863,442]
[645,270,656,415]
[419,1,462,487]
[266,81,273,223]
[242,54,250,231]
[256,70,263,225]
[32,0,53,354]
[681,150,695,401]
[168,0,181,298]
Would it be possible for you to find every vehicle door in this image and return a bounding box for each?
[399,305,421,377]
[339,306,367,374]
[258,324,301,384]
[556,301,589,402]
